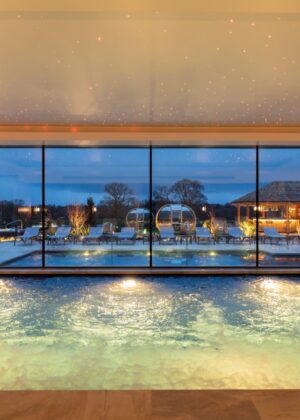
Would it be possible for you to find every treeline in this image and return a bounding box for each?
[0,179,237,229]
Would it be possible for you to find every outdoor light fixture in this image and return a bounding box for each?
[92,206,97,213]
[17,207,31,213]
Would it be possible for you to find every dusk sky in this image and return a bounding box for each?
[0,147,299,206]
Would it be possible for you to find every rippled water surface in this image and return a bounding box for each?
[8,250,254,267]
[8,250,300,267]
[0,276,299,389]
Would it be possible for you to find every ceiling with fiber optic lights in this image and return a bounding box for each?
[0,0,299,125]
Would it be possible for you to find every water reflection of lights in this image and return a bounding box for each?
[110,278,155,295]
[209,251,217,257]
[260,279,281,292]
[121,279,137,289]
[58,278,174,337]
[242,254,265,261]
[0,279,12,294]
[253,277,300,298]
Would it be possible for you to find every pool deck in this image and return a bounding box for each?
[0,240,300,266]
[0,390,299,420]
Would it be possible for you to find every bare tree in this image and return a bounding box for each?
[153,185,171,205]
[104,183,134,206]
[170,179,207,206]
[101,182,135,222]
[67,204,88,235]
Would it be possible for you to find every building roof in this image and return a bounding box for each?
[232,181,300,204]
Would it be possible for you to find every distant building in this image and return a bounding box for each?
[232,181,300,233]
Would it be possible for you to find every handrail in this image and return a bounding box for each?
[5,220,23,230]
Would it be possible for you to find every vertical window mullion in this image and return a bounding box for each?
[42,145,45,268]
[256,146,259,268]
[149,145,153,268]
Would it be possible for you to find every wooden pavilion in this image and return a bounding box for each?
[232,181,300,233]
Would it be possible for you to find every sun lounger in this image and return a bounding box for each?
[82,226,105,244]
[14,226,40,245]
[159,226,177,245]
[263,227,288,244]
[227,227,248,243]
[195,227,214,244]
[115,227,136,244]
[48,226,71,245]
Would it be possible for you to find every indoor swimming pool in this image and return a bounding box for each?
[0,275,299,390]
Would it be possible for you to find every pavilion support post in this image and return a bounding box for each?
[286,204,290,235]
[237,205,241,225]
[246,206,250,219]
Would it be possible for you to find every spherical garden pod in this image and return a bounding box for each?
[126,208,151,231]
[156,204,196,233]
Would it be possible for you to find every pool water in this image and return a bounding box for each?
[8,250,256,267]
[7,250,300,267]
[0,276,299,389]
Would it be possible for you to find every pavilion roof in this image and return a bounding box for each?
[232,181,300,204]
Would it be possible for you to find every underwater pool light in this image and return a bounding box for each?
[209,251,217,257]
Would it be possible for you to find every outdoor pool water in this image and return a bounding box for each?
[7,250,300,267]
[7,250,256,267]
[0,276,299,389]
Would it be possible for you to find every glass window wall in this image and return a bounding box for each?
[259,148,300,267]
[152,148,256,267]
[0,148,42,267]
[0,145,299,269]
[44,148,150,267]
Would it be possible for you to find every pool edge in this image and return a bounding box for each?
[0,390,299,419]
[0,267,300,276]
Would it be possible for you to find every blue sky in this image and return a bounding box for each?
[0,147,299,206]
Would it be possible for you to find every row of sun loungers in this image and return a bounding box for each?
[14,225,136,245]
[13,225,291,246]
[159,226,247,244]
[152,226,289,245]
[48,226,136,245]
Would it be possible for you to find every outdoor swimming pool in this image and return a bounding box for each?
[4,250,255,267]
[0,275,299,389]
[5,250,300,267]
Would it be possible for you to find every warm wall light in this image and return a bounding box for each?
[17,206,31,213]
[34,206,41,213]
[93,206,97,213]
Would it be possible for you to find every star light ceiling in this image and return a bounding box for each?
[0,8,299,125]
